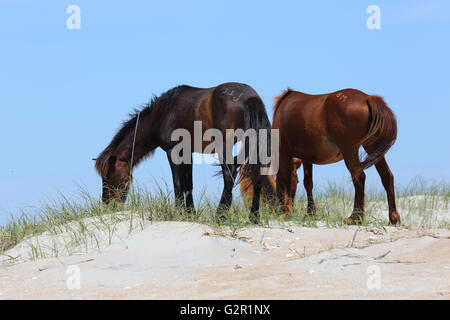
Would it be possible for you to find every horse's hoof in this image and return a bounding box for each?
[249,215,259,225]
[305,211,317,219]
[344,217,355,225]
[216,216,226,224]
[388,220,402,227]
[389,212,401,226]
[306,206,316,216]
[279,213,290,221]
[344,216,362,225]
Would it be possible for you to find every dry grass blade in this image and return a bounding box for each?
[374,250,391,260]
[350,229,358,247]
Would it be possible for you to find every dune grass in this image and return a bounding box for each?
[0,178,448,259]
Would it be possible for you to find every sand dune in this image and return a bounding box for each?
[1,219,449,299]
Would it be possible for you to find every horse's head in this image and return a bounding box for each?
[97,155,132,204]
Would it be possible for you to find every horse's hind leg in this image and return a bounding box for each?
[362,143,401,225]
[342,149,366,225]
[374,156,400,225]
[303,161,316,216]
[249,180,262,224]
[182,159,195,213]
[218,161,237,213]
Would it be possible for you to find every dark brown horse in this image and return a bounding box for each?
[95,83,271,219]
[271,88,400,225]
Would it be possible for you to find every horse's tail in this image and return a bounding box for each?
[239,96,272,186]
[359,95,397,170]
[240,164,276,200]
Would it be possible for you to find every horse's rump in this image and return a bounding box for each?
[359,95,397,169]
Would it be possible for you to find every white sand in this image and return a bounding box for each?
[1,218,449,299]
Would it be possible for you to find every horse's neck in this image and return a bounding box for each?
[131,136,158,168]
[117,124,159,168]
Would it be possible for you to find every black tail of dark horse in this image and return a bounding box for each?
[239,96,272,188]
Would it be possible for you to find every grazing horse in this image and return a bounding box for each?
[94,83,271,219]
[270,88,400,225]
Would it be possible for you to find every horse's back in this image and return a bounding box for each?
[274,88,370,129]
[272,90,328,134]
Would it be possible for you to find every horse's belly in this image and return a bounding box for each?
[193,137,242,154]
[314,141,343,164]
[295,138,343,165]
[314,152,343,164]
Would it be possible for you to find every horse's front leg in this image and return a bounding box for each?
[302,161,316,216]
[276,152,294,219]
[167,151,186,210]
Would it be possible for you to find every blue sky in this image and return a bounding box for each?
[1,1,449,225]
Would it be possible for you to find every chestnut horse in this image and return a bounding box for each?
[95,83,271,218]
[271,88,400,225]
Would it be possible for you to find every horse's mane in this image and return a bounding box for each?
[95,85,189,177]
[273,88,293,115]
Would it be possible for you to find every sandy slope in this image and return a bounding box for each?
[1,221,449,299]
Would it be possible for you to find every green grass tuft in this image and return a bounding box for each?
[0,178,448,259]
